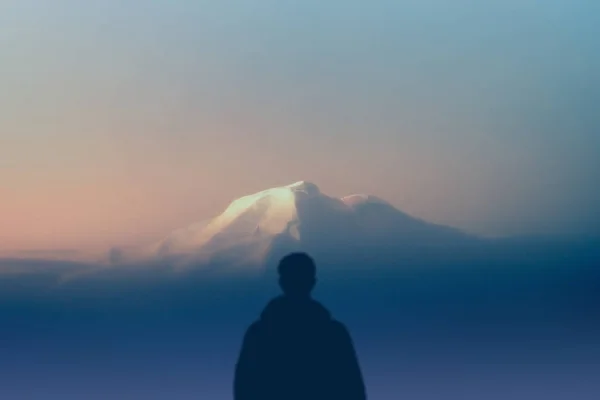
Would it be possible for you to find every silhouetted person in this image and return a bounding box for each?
[234,252,367,400]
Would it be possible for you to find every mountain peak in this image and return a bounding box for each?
[342,194,390,207]
[286,181,321,195]
[140,181,474,268]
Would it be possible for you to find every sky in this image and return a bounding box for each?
[2,0,599,253]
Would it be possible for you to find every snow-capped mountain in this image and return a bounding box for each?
[131,181,475,269]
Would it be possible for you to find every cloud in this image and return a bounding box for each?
[10,248,82,259]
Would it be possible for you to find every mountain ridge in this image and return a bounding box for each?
[132,181,477,269]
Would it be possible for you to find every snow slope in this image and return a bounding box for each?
[140,181,474,269]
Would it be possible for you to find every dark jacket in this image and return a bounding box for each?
[234,296,366,400]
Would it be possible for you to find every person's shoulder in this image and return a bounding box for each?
[246,320,262,331]
[329,319,349,330]
[243,319,266,340]
[328,319,352,338]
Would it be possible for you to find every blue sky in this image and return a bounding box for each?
[1,0,599,251]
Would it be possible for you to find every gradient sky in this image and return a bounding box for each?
[2,0,599,252]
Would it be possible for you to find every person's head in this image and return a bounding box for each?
[278,252,317,298]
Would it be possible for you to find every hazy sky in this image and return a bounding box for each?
[2,0,599,252]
